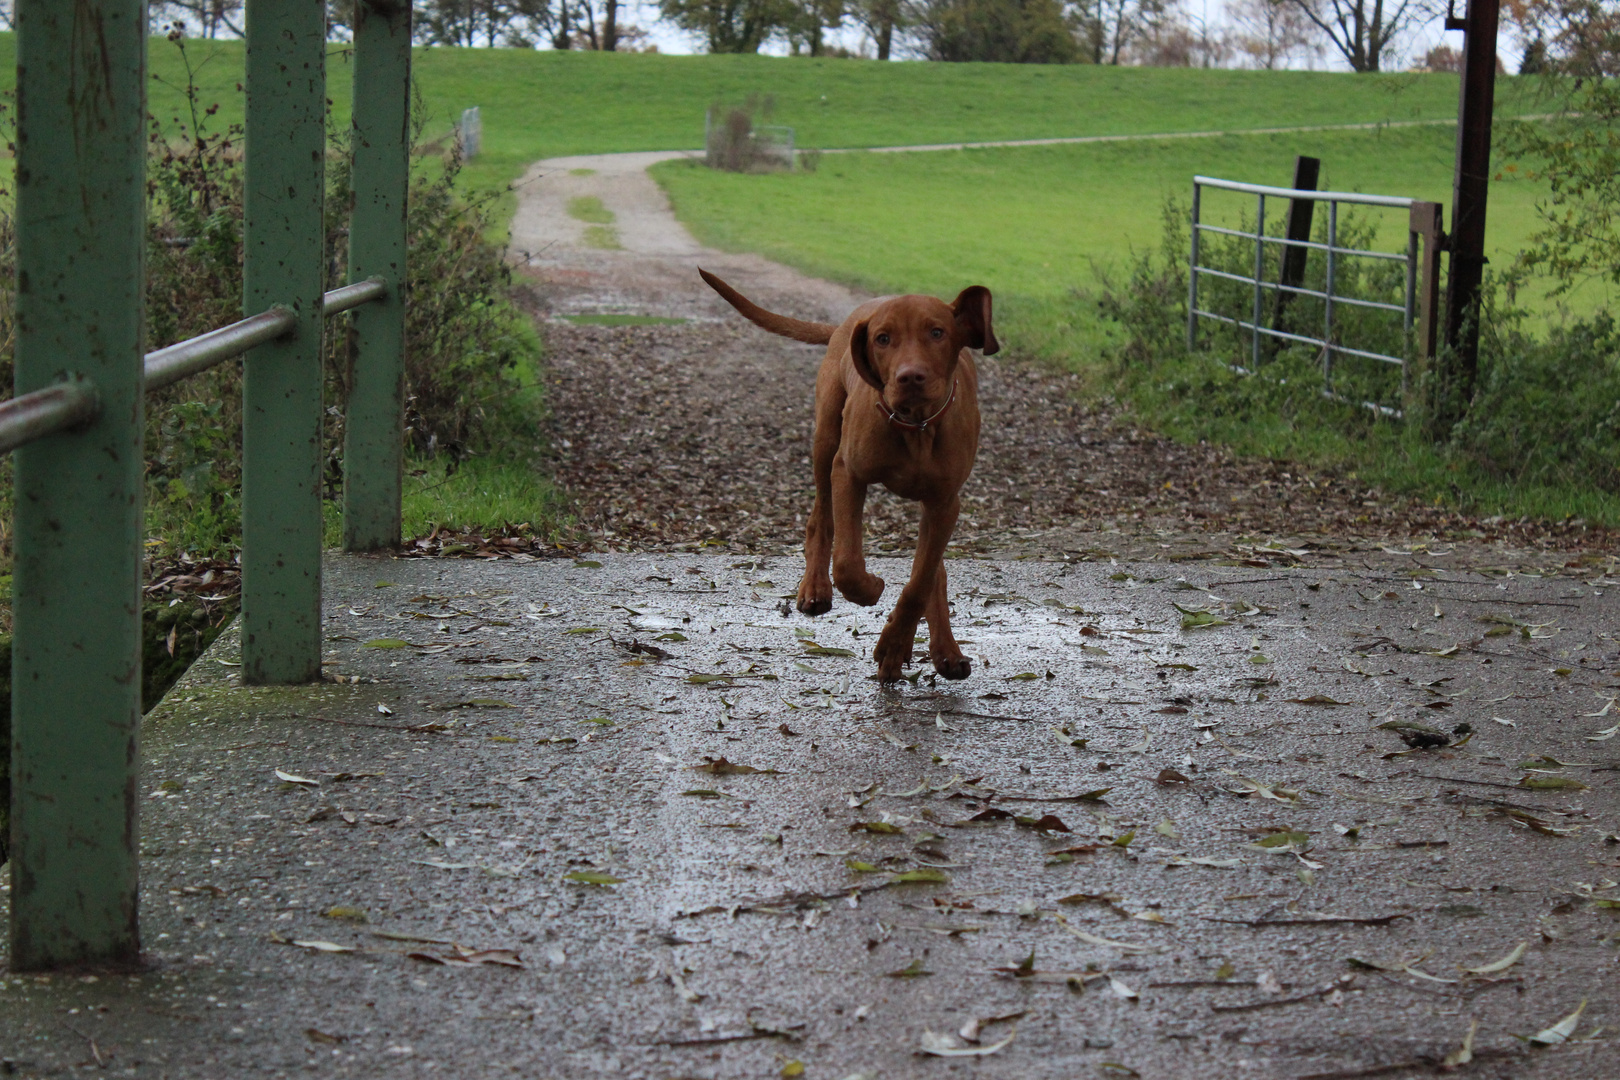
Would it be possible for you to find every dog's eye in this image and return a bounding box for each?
[875,333,890,347]
[930,327,945,340]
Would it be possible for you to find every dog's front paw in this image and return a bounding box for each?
[796,577,833,616]
[931,652,972,680]
[835,571,885,607]
[872,626,914,682]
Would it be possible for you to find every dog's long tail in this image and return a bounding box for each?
[698,268,837,346]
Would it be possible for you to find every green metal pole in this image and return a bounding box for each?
[9,0,146,970]
[342,0,412,551]
[242,0,328,684]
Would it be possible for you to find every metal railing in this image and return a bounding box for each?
[1187,175,1444,414]
[7,0,411,971]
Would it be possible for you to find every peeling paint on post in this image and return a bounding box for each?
[342,0,412,552]
[9,0,146,969]
[242,0,327,684]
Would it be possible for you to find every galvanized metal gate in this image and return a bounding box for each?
[1186,175,1444,414]
[7,0,411,970]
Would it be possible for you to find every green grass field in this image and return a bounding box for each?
[0,32,1597,525]
[654,123,1593,360]
[652,124,1618,524]
[0,33,1537,221]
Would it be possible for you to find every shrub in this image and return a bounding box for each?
[1450,302,1620,491]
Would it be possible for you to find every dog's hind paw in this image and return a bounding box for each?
[932,654,972,680]
[873,628,913,681]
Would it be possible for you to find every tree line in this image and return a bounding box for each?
[15,0,1579,74]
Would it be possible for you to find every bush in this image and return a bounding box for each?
[1451,305,1620,491]
[1098,195,1620,509]
[135,39,539,558]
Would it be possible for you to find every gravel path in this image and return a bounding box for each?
[511,151,1611,572]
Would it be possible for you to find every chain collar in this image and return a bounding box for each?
[875,379,958,432]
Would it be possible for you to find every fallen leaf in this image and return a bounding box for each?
[850,821,904,835]
[1175,604,1230,630]
[563,871,624,886]
[323,906,368,922]
[1523,999,1586,1046]
[1442,1020,1478,1068]
[287,939,356,953]
[691,757,778,775]
[892,868,949,885]
[803,645,855,658]
[1054,914,1162,954]
[885,958,933,978]
[1286,695,1350,706]
[918,1030,1015,1056]
[362,638,411,649]
[1518,775,1589,791]
[1016,814,1070,833]
[274,769,320,788]
[1461,941,1528,975]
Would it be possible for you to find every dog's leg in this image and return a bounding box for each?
[873,495,958,681]
[831,455,884,606]
[925,566,970,680]
[797,384,845,616]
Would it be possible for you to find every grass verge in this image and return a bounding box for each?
[653,125,1617,526]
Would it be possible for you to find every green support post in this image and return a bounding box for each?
[343,0,412,551]
[242,0,328,684]
[9,0,147,969]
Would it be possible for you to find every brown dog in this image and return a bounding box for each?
[699,269,997,682]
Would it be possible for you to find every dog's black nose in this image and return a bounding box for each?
[894,365,928,388]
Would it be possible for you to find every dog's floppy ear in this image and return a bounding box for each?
[951,285,999,355]
[848,320,885,391]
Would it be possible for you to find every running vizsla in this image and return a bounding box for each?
[699,269,997,682]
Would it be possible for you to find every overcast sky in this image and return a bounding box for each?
[619,0,1524,72]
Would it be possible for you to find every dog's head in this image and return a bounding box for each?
[849,287,997,417]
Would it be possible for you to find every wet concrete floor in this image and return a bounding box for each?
[3,552,1619,1078]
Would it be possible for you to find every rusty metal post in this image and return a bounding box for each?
[9,0,147,969]
[1437,0,1501,433]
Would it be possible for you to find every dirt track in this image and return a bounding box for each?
[510,150,1612,576]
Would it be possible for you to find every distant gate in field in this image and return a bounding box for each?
[1186,174,1444,417]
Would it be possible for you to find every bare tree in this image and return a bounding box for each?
[850,0,905,56]
[151,0,245,38]
[783,0,847,54]
[1228,0,1317,68]
[657,0,801,52]
[1277,0,1436,72]
[414,0,559,47]
[1128,3,1231,65]
[1071,0,1173,65]
[1506,0,1620,77]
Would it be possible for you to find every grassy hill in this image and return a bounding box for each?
[0,33,1531,211]
[654,122,1586,358]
